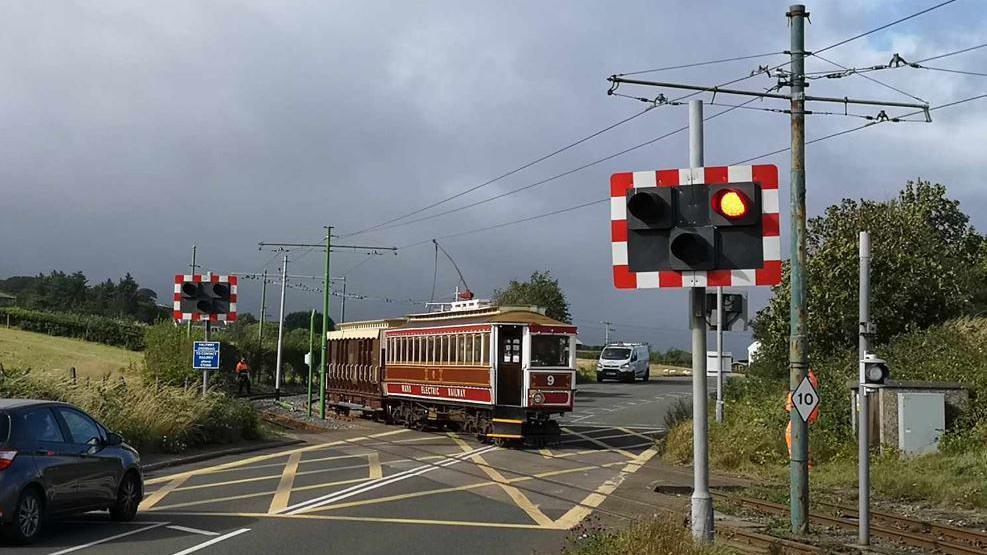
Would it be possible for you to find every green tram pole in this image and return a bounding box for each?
[308,308,316,417]
[320,226,332,419]
[788,4,810,535]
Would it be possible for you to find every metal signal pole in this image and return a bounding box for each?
[788,4,810,535]
[715,286,724,423]
[858,231,872,545]
[689,99,713,543]
[274,254,289,402]
[602,321,613,345]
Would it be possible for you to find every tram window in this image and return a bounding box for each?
[450,336,458,364]
[530,335,570,367]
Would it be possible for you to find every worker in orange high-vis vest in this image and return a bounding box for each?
[785,369,819,462]
[235,356,251,396]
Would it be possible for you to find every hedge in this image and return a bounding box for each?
[0,307,145,350]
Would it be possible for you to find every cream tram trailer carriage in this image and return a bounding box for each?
[326,301,577,445]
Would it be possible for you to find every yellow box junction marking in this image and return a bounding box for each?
[367,452,383,480]
[561,427,637,460]
[448,434,554,528]
[552,446,659,530]
[139,475,189,511]
[268,452,302,513]
[146,429,409,486]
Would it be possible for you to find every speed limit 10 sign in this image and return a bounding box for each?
[792,375,820,422]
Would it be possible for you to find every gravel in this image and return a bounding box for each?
[252,394,353,431]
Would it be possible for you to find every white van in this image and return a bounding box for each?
[596,343,650,382]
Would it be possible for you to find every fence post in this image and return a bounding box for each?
[70,367,77,384]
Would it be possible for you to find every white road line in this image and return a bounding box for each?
[290,445,499,515]
[166,525,219,536]
[170,528,250,555]
[281,445,497,515]
[48,522,170,555]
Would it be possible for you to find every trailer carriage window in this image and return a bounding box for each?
[530,335,570,367]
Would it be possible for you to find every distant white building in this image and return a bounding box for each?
[747,340,761,363]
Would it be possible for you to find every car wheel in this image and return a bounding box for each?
[4,487,44,544]
[110,473,141,522]
[643,368,650,381]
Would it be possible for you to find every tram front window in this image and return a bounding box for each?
[530,335,570,367]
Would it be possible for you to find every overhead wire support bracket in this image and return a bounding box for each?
[606,76,932,122]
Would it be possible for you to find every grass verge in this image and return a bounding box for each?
[0,367,260,453]
[0,326,140,378]
[562,515,732,555]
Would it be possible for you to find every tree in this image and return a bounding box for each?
[493,271,572,323]
[283,311,334,332]
[751,179,985,377]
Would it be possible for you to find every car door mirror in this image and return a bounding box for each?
[105,432,124,446]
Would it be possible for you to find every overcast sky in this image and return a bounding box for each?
[2,1,985,356]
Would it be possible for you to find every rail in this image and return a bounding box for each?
[714,493,987,555]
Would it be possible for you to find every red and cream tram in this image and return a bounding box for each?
[326,300,577,444]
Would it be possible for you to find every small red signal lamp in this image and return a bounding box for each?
[712,189,750,220]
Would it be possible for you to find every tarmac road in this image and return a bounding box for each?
[4,378,705,555]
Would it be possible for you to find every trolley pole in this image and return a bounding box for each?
[274,254,288,402]
[320,227,332,419]
[715,286,724,423]
[858,231,872,545]
[308,308,316,417]
[788,4,810,535]
[259,269,268,342]
[688,99,713,543]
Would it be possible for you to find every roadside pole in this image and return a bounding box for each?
[858,231,872,545]
[788,3,810,535]
[274,254,288,402]
[689,98,713,543]
[320,226,332,419]
[308,308,316,417]
[259,269,268,342]
[602,321,613,345]
[202,319,210,397]
[715,286,724,423]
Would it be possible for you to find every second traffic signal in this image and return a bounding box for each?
[625,183,763,272]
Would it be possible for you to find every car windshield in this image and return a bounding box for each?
[530,335,570,367]
[601,348,631,360]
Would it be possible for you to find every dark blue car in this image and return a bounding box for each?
[0,399,143,544]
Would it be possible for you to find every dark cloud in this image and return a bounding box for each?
[2,1,985,356]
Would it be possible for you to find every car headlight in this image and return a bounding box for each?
[620,363,629,369]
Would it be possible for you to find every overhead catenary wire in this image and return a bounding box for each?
[811,0,959,57]
[390,92,985,251]
[614,51,786,77]
[917,65,987,78]
[810,52,927,104]
[395,97,763,249]
[341,106,656,238]
[367,96,765,239]
[732,92,987,165]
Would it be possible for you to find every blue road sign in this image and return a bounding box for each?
[193,341,221,370]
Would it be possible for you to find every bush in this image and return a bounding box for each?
[0,307,144,350]
[0,367,259,453]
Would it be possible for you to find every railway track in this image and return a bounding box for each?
[714,493,987,554]
[719,526,833,554]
